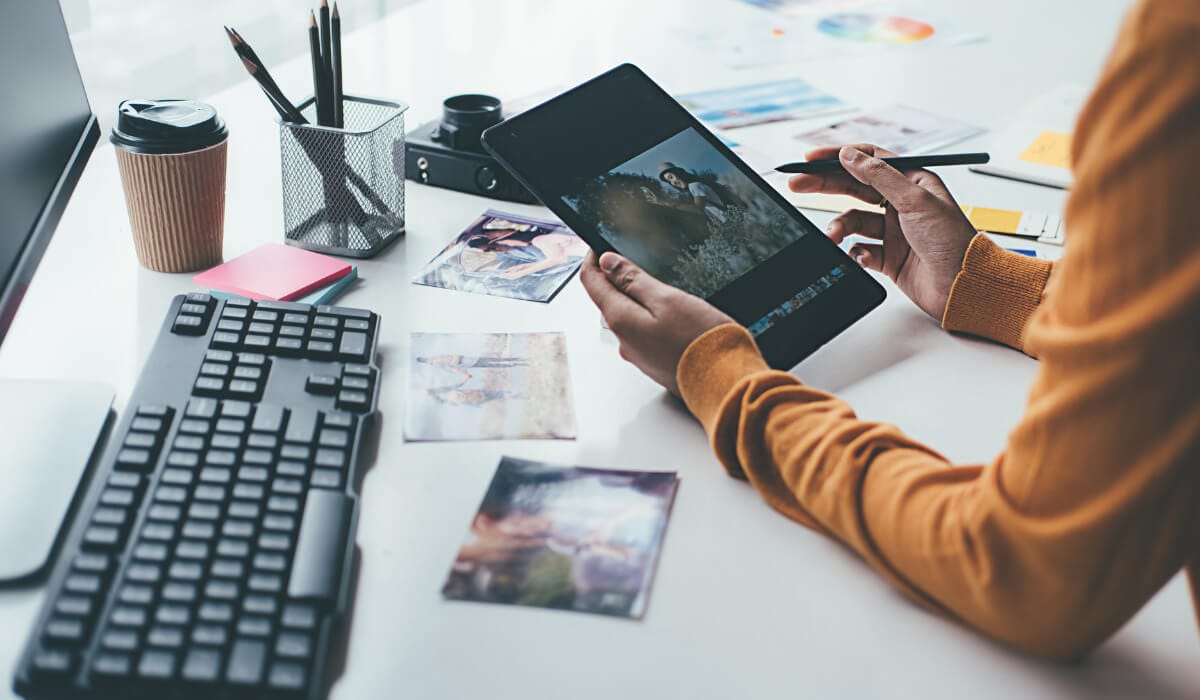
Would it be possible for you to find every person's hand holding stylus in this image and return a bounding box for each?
[788,144,978,320]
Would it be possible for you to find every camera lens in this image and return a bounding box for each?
[434,94,502,152]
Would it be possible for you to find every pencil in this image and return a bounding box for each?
[309,11,326,125]
[332,3,344,128]
[319,0,333,126]
[775,152,990,174]
[226,26,307,124]
[238,54,307,124]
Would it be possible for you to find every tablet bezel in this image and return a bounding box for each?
[482,63,885,369]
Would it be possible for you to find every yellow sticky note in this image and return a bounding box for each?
[1019,131,1071,169]
[965,206,1022,234]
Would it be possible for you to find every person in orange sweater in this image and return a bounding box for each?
[579,0,1200,660]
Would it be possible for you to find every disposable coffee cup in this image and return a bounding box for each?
[111,99,229,272]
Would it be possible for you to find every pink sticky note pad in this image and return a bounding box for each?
[193,243,351,301]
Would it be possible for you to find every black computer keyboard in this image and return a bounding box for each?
[14,293,381,699]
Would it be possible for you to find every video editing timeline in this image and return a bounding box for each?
[747,264,851,337]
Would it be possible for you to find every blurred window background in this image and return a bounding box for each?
[60,0,416,131]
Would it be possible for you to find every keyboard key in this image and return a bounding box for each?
[137,649,176,680]
[130,416,164,433]
[341,376,370,391]
[281,445,311,461]
[123,432,157,450]
[100,488,135,507]
[254,553,287,572]
[269,661,308,690]
[132,543,168,562]
[305,374,339,395]
[185,398,219,419]
[141,523,175,542]
[192,624,228,646]
[276,632,312,659]
[273,478,303,495]
[211,432,242,450]
[118,585,154,606]
[233,483,265,501]
[211,332,240,349]
[168,561,203,581]
[284,409,318,444]
[244,334,271,349]
[200,467,232,484]
[92,507,127,527]
[222,400,253,418]
[83,526,120,550]
[199,362,230,378]
[160,468,192,486]
[147,625,185,648]
[115,448,152,471]
[222,520,255,538]
[237,617,272,637]
[43,618,85,646]
[136,404,172,418]
[267,495,300,513]
[223,296,251,308]
[211,558,244,579]
[126,563,162,584]
[250,403,286,433]
[323,411,355,429]
[166,450,200,468]
[228,379,259,398]
[194,376,225,395]
[54,596,93,618]
[147,504,181,522]
[73,552,111,574]
[172,314,204,335]
[205,349,235,363]
[175,541,209,560]
[217,539,251,558]
[177,420,211,434]
[31,648,76,677]
[185,293,214,306]
[155,485,188,503]
[228,501,260,520]
[242,450,273,466]
[315,448,347,470]
[194,485,226,502]
[279,325,305,338]
[110,606,147,628]
[311,469,342,489]
[247,433,279,450]
[198,602,234,624]
[161,582,197,604]
[252,309,281,322]
[310,328,337,341]
[64,574,101,595]
[282,313,309,324]
[188,502,221,520]
[281,604,317,630]
[247,322,274,335]
[337,332,369,361]
[344,319,371,332]
[244,594,278,616]
[182,521,215,540]
[249,573,283,593]
[91,652,132,680]
[318,305,371,320]
[238,465,269,482]
[182,647,223,683]
[336,389,370,411]
[155,604,191,626]
[263,514,296,532]
[226,639,267,685]
[234,365,264,380]
[278,461,307,478]
[306,339,335,355]
[259,533,291,551]
[173,435,205,451]
[319,428,349,448]
[312,315,339,329]
[343,364,372,377]
[288,489,351,604]
[205,580,239,600]
[101,629,138,651]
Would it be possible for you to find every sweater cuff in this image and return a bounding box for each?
[677,323,771,437]
[941,234,1053,350]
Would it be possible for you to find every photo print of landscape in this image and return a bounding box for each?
[443,457,679,619]
[562,127,810,298]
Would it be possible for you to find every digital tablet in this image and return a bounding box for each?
[481,64,885,369]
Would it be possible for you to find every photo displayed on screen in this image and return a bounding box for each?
[562,127,810,298]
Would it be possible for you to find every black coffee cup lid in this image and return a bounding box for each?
[110,99,228,155]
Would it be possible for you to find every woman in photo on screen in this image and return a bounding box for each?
[643,162,742,225]
[579,0,1200,661]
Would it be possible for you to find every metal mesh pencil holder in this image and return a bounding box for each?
[280,95,408,258]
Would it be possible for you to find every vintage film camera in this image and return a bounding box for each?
[405,94,537,204]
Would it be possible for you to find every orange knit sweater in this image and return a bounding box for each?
[675,0,1200,660]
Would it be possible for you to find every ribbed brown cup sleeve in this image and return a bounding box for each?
[115,140,227,273]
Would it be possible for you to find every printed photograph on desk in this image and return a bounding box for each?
[443,456,679,619]
[405,332,576,441]
[413,210,589,303]
[795,105,984,154]
[677,78,847,130]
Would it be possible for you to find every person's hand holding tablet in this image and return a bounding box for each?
[581,251,733,397]
[788,143,978,320]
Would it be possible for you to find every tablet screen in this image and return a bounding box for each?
[561,127,808,299]
[482,64,884,368]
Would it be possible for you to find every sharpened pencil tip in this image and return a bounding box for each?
[333,3,340,19]
[321,0,328,8]
[224,26,240,46]
[310,10,317,26]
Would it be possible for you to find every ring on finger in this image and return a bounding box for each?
[876,195,889,209]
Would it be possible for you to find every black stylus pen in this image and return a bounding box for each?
[775,152,990,174]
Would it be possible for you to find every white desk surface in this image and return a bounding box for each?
[4,0,1198,698]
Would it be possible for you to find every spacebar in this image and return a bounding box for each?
[287,489,353,606]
